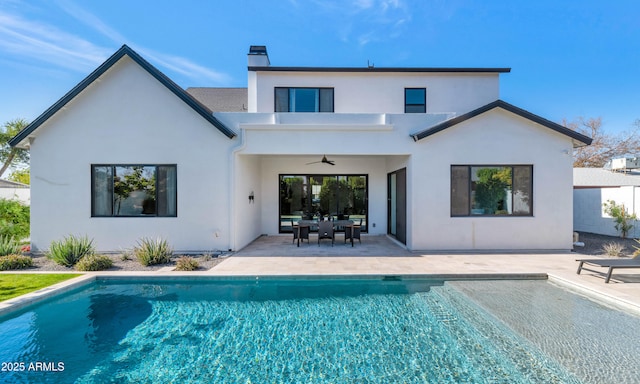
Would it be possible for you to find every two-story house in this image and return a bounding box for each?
[9,45,591,253]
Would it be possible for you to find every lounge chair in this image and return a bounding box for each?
[576,257,640,283]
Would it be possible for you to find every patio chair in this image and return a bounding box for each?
[344,219,362,247]
[576,257,640,283]
[292,220,309,246]
[317,220,334,246]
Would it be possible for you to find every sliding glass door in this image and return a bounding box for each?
[279,174,367,233]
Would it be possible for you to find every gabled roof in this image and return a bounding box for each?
[411,100,593,146]
[9,45,236,147]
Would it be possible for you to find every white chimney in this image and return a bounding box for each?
[248,45,270,67]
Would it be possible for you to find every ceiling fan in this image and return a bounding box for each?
[306,155,335,166]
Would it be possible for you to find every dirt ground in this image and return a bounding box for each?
[573,231,639,257]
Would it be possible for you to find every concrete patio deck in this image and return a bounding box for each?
[212,234,640,314]
[2,234,640,316]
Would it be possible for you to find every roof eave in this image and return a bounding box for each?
[411,100,593,147]
[249,66,511,73]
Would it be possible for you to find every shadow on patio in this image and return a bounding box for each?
[233,235,416,257]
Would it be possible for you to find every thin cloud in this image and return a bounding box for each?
[0,11,110,72]
[57,1,230,84]
[137,48,231,84]
[0,2,230,85]
[56,0,127,43]
[309,0,410,47]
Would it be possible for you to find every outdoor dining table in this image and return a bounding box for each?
[295,219,355,246]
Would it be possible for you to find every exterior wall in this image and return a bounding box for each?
[29,57,236,253]
[411,109,575,251]
[252,71,500,115]
[233,154,263,250]
[574,186,640,238]
[221,107,576,251]
[0,188,30,205]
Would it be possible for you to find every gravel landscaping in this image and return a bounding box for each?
[573,231,639,257]
[27,252,227,272]
[7,231,638,272]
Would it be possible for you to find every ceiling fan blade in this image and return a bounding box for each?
[307,155,336,165]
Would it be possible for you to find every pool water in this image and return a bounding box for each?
[0,278,638,383]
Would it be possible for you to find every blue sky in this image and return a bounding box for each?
[1,0,638,133]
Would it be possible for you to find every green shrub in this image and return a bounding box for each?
[0,254,33,270]
[603,200,637,238]
[133,237,173,266]
[0,235,21,256]
[175,256,199,271]
[0,198,30,240]
[47,235,95,267]
[75,254,114,271]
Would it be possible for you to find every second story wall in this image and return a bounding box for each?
[250,70,501,115]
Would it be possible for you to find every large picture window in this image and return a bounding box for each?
[451,165,532,216]
[275,87,334,112]
[92,164,177,217]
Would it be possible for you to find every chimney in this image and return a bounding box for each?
[248,45,270,67]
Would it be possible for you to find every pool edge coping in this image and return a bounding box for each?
[1,272,639,318]
[0,274,96,317]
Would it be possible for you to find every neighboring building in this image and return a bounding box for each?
[9,45,591,253]
[0,179,30,205]
[574,167,640,237]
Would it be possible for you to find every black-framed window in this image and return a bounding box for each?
[279,174,368,233]
[405,88,426,113]
[92,164,177,217]
[275,87,334,112]
[451,165,532,216]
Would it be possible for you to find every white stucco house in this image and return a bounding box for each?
[9,45,591,253]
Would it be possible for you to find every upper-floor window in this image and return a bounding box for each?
[405,88,426,113]
[92,164,177,217]
[451,165,533,216]
[275,87,334,112]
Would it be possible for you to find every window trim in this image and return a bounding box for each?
[91,164,177,218]
[274,87,334,112]
[450,164,533,217]
[404,88,426,113]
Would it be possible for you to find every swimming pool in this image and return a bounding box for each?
[0,277,638,383]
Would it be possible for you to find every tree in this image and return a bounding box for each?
[566,117,640,168]
[0,119,29,178]
[474,167,512,214]
[7,168,29,185]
